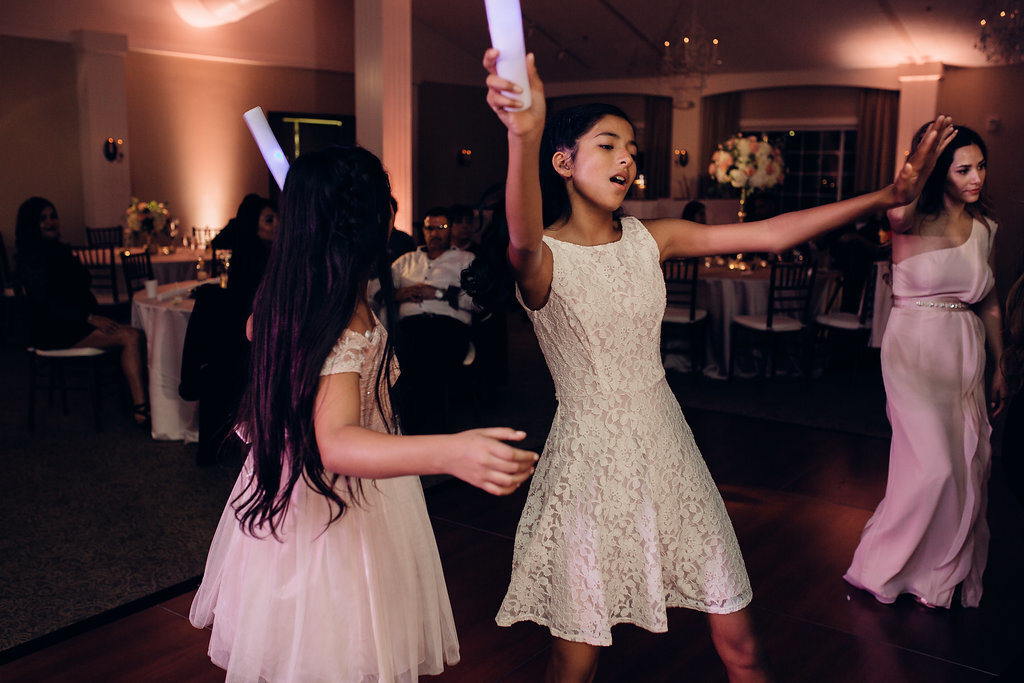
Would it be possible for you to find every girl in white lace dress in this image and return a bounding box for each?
[483,50,954,682]
[189,145,537,682]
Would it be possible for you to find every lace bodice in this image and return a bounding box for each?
[519,216,667,399]
[320,324,397,434]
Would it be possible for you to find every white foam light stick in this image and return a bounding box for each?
[484,0,531,111]
[243,106,289,190]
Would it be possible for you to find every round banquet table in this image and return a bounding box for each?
[131,279,217,441]
[119,248,203,285]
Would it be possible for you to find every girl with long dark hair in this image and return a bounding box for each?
[484,51,952,682]
[189,145,537,682]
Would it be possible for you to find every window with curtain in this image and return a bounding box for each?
[706,86,896,214]
[764,128,858,212]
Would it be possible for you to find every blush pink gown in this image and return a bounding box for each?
[844,218,997,608]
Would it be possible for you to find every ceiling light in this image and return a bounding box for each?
[977,2,1024,64]
[660,1,720,92]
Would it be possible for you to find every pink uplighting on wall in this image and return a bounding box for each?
[172,0,280,28]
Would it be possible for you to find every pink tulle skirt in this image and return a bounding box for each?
[191,461,459,682]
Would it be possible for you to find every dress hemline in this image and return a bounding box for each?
[495,590,753,646]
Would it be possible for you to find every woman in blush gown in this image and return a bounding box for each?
[844,125,1007,609]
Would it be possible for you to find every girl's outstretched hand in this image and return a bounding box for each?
[484,49,546,139]
[445,427,538,496]
[891,115,956,206]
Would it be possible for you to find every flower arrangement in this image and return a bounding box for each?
[125,198,170,234]
[708,135,785,192]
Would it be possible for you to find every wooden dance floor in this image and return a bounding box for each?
[2,312,1022,681]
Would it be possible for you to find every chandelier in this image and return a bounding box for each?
[977,2,1024,64]
[659,2,720,92]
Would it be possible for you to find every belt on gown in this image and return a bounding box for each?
[891,295,970,311]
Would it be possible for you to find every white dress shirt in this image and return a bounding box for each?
[391,247,479,325]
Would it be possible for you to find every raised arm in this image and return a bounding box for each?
[314,369,537,496]
[650,116,956,261]
[887,116,957,233]
[484,49,552,309]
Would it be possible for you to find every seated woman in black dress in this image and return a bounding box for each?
[15,197,149,424]
[180,194,278,464]
[211,194,278,305]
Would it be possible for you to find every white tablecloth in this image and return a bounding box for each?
[131,279,215,441]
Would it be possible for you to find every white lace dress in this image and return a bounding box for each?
[190,325,459,682]
[495,216,751,645]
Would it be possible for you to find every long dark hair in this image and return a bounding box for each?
[911,123,992,219]
[14,197,56,261]
[232,193,275,243]
[539,103,634,227]
[233,145,398,538]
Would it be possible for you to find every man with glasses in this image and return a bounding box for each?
[391,207,479,433]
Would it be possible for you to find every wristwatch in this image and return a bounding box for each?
[434,288,444,300]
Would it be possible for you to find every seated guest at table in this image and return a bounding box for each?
[391,206,479,433]
[681,200,706,224]
[15,197,149,424]
[212,194,262,251]
[213,194,278,308]
[449,203,479,253]
[179,283,251,465]
[180,196,277,464]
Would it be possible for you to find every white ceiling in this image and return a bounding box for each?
[0,0,1004,82]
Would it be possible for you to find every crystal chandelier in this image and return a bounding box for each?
[660,2,720,92]
[977,2,1024,64]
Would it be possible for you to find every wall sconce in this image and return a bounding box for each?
[458,147,473,166]
[103,137,123,162]
[674,148,689,167]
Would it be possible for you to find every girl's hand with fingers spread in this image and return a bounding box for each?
[446,427,538,496]
[484,49,546,140]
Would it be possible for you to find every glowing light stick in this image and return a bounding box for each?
[243,106,289,190]
[484,0,532,111]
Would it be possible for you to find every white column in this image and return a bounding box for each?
[895,72,943,168]
[72,30,131,228]
[355,0,413,232]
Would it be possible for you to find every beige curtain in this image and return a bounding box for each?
[854,89,899,195]
[644,96,673,198]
